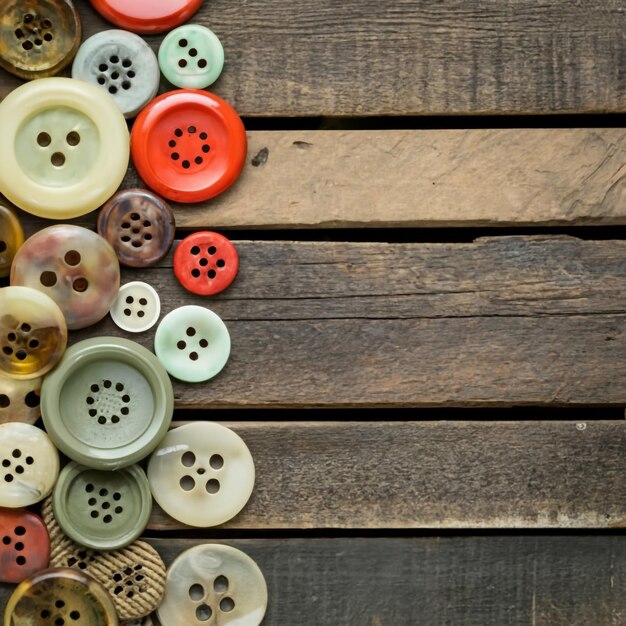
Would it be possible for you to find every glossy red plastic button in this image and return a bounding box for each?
[131,90,247,203]
[174,232,239,296]
[89,0,203,34]
[0,508,50,583]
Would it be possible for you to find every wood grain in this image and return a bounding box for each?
[1,536,624,625]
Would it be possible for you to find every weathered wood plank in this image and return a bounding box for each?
[1,537,624,624]
[65,236,626,407]
[3,2,626,115]
[147,420,626,530]
[18,129,626,232]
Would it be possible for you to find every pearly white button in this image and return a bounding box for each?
[110,281,161,333]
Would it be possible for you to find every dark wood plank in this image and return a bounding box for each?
[1,537,624,624]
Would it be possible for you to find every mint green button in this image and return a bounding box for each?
[158,24,224,89]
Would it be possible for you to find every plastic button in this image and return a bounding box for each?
[10,225,121,331]
[0,0,81,80]
[97,189,175,268]
[0,508,50,583]
[72,30,159,119]
[110,282,161,333]
[3,567,118,626]
[131,89,247,203]
[52,462,152,551]
[0,286,67,380]
[157,544,267,626]
[41,337,174,470]
[89,0,203,34]
[159,24,224,89]
[147,422,254,527]
[154,306,231,383]
[0,202,24,279]
[0,423,59,508]
[0,373,41,425]
[0,78,129,219]
[174,231,239,296]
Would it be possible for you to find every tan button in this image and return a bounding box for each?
[0,201,24,278]
[157,544,268,626]
[0,373,41,424]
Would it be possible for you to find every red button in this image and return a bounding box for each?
[0,508,50,583]
[89,0,203,34]
[131,90,247,204]
[174,232,239,295]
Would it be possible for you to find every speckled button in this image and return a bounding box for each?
[10,225,120,330]
[97,189,175,268]
[154,306,231,383]
[0,77,129,219]
[0,202,24,279]
[157,544,267,626]
[0,0,82,80]
[148,422,254,528]
[110,282,161,333]
[52,462,152,551]
[0,373,41,425]
[0,286,67,380]
[0,508,50,583]
[0,422,59,508]
[159,24,223,89]
[41,337,174,470]
[72,30,159,119]
[3,567,118,626]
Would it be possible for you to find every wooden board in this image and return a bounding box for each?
[1,536,624,625]
[147,420,626,530]
[65,236,626,408]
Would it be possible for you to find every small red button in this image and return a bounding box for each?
[131,90,247,204]
[89,0,203,34]
[174,232,239,296]
[0,508,50,583]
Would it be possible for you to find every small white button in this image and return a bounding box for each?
[110,281,161,333]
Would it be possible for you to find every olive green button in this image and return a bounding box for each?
[41,337,174,470]
[52,462,152,551]
[158,24,224,89]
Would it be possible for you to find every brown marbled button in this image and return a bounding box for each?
[0,0,82,80]
[97,189,176,268]
[0,201,24,279]
[0,372,41,424]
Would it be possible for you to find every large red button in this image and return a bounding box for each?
[131,89,247,203]
[0,508,50,583]
[89,0,203,34]
[174,232,239,295]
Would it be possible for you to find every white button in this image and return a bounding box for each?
[0,422,59,507]
[110,281,161,333]
[147,422,254,528]
[157,544,268,626]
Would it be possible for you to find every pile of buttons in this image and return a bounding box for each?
[0,1,268,624]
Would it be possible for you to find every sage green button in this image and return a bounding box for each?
[154,306,230,383]
[52,462,151,551]
[158,24,224,89]
[41,337,174,470]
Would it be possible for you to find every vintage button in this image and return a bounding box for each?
[52,462,152,551]
[89,0,203,34]
[0,508,50,583]
[147,422,254,527]
[11,225,120,331]
[41,337,174,470]
[72,30,159,119]
[154,306,231,383]
[157,544,267,625]
[174,231,239,296]
[0,202,24,279]
[0,78,129,219]
[131,89,247,203]
[3,567,118,626]
[97,189,175,268]
[0,286,67,380]
[110,282,161,333]
[159,24,224,89]
[0,0,81,80]
[0,422,59,508]
[0,373,41,425]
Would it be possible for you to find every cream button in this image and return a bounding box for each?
[0,373,41,425]
[110,282,160,333]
